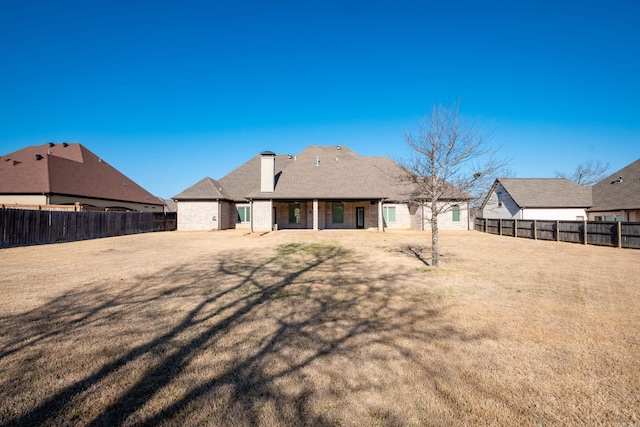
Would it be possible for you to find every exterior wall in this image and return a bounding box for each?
[233,203,251,230]
[251,200,273,231]
[0,194,161,212]
[588,210,640,222]
[521,208,587,221]
[414,202,470,231]
[382,203,412,229]
[273,201,309,229]
[481,183,520,219]
[0,194,47,205]
[316,201,326,229]
[177,200,219,231]
[219,201,232,229]
[49,195,163,212]
[323,201,379,229]
[482,184,587,221]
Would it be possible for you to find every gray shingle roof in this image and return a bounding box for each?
[497,178,592,208]
[247,146,412,200]
[217,154,293,201]
[173,177,230,200]
[175,146,469,202]
[589,158,640,211]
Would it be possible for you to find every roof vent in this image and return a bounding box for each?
[63,142,69,147]
[287,154,293,159]
[36,154,43,160]
[49,142,55,147]
[316,156,320,167]
[337,145,341,150]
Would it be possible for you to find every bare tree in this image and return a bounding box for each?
[400,101,508,267]
[555,160,609,186]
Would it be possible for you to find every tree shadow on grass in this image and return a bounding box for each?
[1,241,489,426]
[397,244,431,266]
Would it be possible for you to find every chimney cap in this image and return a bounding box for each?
[260,151,276,156]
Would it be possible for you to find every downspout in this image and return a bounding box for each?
[467,201,470,231]
[249,199,254,232]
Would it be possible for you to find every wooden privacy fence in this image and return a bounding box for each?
[475,218,640,249]
[0,208,177,249]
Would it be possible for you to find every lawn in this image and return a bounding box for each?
[0,230,638,426]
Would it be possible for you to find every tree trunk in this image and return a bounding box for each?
[431,214,439,267]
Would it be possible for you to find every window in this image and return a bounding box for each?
[595,216,603,221]
[383,206,396,222]
[237,206,250,223]
[452,205,460,222]
[332,202,344,223]
[289,202,301,224]
[497,191,503,207]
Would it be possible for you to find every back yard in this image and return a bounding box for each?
[0,230,638,426]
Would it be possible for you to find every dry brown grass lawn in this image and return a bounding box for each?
[0,230,639,426]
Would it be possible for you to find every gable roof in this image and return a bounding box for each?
[173,177,230,200]
[175,145,471,202]
[485,178,592,209]
[217,153,292,201]
[247,146,411,200]
[589,158,640,211]
[0,142,164,206]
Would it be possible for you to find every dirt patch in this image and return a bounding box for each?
[1,230,639,426]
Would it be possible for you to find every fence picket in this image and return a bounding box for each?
[0,209,177,248]
[474,218,640,249]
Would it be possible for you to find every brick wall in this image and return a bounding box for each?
[177,201,219,231]
[251,200,272,231]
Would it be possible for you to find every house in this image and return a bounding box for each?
[173,145,471,232]
[0,142,164,212]
[479,178,592,221]
[588,158,640,222]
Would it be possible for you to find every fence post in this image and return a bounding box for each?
[556,220,560,242]
[484,218,487,233]
[514,219,518,238]
[583,220,588,245]
[499,219,503,236]
[617,221,622,248]
[533,220,537,240]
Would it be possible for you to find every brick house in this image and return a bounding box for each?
[588,158,640,222]
[174,146,471,232]
[0,142,164,212]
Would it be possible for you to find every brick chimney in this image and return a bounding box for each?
[260,151,276,193]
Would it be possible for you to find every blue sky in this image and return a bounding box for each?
[1,0,639,199]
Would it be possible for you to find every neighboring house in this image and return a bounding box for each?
[479,178,592,220]
[174,145,471,232]
[159,198,178,213]
[0,142,164,212]
[588,158,640,222]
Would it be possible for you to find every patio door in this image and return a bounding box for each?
[356,207,365,229]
